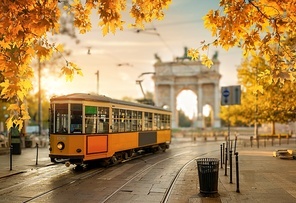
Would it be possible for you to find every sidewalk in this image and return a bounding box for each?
[170,142,296,203]
[0,146,52,178]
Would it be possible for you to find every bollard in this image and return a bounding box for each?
[250,136,253,148]
[256,135,259,148]
[36,143,39,165]
[271,136,274,146]
[224,146,228,176]
[222,143,225,164]
[220,144,223,169]
[235,152,240,193]
[286,134,289,145]
[264,137,266,147]
[10,145,13,171]
[279,135,281,146]
[234,135,237,153]
[229,150,233,183]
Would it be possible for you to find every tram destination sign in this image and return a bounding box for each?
[221,85,241,106]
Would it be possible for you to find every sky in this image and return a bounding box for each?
[35,0,243,116]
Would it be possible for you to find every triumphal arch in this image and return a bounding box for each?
[153,49,221,128]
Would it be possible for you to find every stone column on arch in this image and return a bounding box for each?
[213,82,221,128]
[196,83,204,128]
[170,84,178,128]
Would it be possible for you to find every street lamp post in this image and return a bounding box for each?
[38,58,42,136]
[95,70,99,95]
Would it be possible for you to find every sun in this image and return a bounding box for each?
[42,76,67,99]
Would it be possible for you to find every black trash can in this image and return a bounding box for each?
[196,158,219,194]
[10,127,22,155]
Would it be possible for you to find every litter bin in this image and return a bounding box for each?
[10,127,22,155]
[196,158,219,194]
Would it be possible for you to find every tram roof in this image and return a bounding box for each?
[50,93,170,112]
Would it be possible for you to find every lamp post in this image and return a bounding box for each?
[95,70,99,95]
[254,67,258,138]
[38,58,42,136]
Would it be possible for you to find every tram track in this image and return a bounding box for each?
[160,151,209,203]
[21,150,182,203]
[20,151,170,203]
[101,147,219,203]
[0,141,221,203]
[101,151,190,203]
[23,168,105,203]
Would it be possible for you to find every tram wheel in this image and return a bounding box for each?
[100,159,111,167]
[123,152,129,160]
[111,156,118,164]
[74,164,84,171]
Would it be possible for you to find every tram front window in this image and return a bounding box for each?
[70,104,82,133]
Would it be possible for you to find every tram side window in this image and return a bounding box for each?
[97,107,109,133]
[131,111,137,131]
[138,111,142,131]
[119,109,126,132]
[125,110,131,132]
[160,114,170,129]
[144,112,152,131]
[70,104,82,133]
[154,114,161,130]
[160,114,165,129]
[112,109,119,133]
[166,115,171,129]
[55,103,68,134]
[85,106,97,134]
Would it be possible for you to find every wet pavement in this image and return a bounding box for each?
[0,146,52,178]
[1,137,296,203]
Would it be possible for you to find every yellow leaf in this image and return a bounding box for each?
[55,44,64,52]
[7,104,20,111]
[187,48,199,60]
[76,69,83,76]
[0,41,11,49]
[202,44,209,51]
[253,85,264,94]
[6,116,14,131]
[15,119,23,130]
[201,54,213,68]
[17,90,25,102]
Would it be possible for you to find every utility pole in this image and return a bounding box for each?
[254,67,258,138]
[38,58,42,136]
[95,70,99,95]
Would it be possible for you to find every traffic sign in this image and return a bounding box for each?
[221,85,241,106]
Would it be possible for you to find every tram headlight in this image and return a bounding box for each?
[57,142,65,150]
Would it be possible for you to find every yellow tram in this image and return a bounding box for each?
[49,93,171,166]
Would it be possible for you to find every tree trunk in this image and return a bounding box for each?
[271,121,275,135]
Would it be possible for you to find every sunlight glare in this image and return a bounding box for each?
[203,104,211,117]
[41,76,68,99]
[177,90,197,119]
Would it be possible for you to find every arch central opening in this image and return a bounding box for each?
[176,90,197,127]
